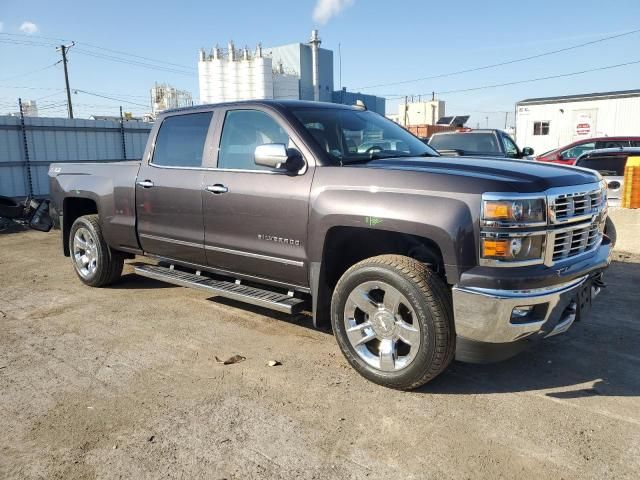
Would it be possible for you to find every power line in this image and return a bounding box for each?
[1,32,195,71]
[434,59,640,95]
[0,85,66,91]
[72,48,194,75]
[357,28,640,90]
[75,41,196,71]
[0,61,61,83]
[73,89,150,108]
[381,59,640,99]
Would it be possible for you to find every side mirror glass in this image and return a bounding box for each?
[29,199,53,232]
[254,144,304,172]
[522,147,534,156]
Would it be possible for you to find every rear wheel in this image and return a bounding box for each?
[331,255,455,390]
[69,215,124,287]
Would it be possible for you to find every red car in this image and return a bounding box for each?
[536,137,640,165]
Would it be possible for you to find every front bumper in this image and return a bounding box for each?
[452,242,611,363]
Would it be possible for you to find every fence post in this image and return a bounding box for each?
[18,98,34,198]
[119,106,127,161]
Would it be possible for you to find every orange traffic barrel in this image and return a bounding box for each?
[622,156,640,208]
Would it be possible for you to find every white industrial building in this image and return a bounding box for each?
[387,99,446,126]
[198,30,332,104]
[7,100,38,117]
[515,89,640,154]
[150,83,193,116]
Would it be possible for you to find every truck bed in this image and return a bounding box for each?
[49,161,142,254]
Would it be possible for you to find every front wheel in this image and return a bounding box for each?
[69,214,124,287]
[331,255,455,390]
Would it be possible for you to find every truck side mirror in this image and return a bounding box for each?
[522,147,534,157]
[254,144,304,172]
[29,199,53,232]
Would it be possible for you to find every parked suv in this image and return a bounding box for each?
[42,101,611,390]
[428,129,534,159]
[536,137,640,165]
[575,147,640,206]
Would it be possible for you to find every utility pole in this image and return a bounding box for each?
[404,96,408,126]
[56,42,75,119]
[18,98,34,197]
[338,43,342,103]
[504,111,508,130]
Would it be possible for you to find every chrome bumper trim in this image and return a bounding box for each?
[452,276,589,344]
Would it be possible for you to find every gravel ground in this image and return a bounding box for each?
[1,229,639,479]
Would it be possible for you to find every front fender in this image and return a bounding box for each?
[308,182,478,284]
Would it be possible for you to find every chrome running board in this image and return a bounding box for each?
[134,263,305,314]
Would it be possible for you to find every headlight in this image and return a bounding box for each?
[481,235,545,262]
[482,197,546,225]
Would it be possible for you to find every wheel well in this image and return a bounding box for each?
[62,198,98,256]
[322,227,446,290]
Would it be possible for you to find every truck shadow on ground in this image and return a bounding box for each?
[423,259,639,397]
[213,293,640,398]
[118,260,639,398]
[110,273,179,289]
[422,344,640,398]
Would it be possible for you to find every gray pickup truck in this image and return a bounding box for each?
[44,100,612,390]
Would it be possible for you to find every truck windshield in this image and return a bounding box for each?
[429,132,501,154]
[292,108,438,164]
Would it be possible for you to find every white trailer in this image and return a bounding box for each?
[515,89,640,155]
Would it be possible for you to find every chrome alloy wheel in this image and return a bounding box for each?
[343,281,421,372]
[72,227,98,278]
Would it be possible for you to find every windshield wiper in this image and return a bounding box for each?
[341,151,436,164]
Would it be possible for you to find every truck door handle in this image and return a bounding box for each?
[136,180,154,188]
[205,184,228,194]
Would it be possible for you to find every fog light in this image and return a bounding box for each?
[511,305,534,319]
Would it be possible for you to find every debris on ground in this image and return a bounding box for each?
[215,355,246,365]
[267,360,281,367]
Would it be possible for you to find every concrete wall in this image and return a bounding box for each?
[609,207,640,255]
[0,115,152,198]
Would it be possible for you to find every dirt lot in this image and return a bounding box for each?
[1,229,639,479]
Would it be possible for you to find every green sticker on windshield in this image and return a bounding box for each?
[365,216,383,226]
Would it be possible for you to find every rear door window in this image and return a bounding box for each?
[576,155,627,176]
[595,140,630,149]
[152,112,213,168]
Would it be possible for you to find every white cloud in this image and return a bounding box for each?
[19,21,39,35]
[312,0,354,25]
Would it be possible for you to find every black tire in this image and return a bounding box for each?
[331,255,455,390]
[0,195,24,219]
[69,214,124,287]
[605,216,617,248]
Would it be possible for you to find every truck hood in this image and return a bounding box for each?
[361,156,600,192]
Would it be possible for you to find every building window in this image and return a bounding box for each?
[533,121,550,136]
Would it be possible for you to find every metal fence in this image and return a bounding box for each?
[0,115,152,198]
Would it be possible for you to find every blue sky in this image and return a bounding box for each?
[1,0,639,127]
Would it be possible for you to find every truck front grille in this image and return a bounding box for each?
[552,187,605,223]
[552,222,601,262]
